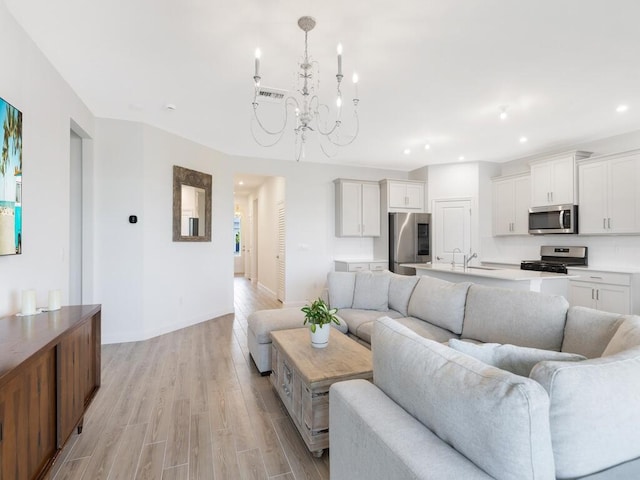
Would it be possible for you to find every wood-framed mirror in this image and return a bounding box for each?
[173,165,212,242]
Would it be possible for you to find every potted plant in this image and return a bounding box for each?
[301,298,340,348]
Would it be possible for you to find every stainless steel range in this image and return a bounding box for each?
[520,246,588,274]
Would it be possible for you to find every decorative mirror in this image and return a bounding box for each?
[173,165,212,242]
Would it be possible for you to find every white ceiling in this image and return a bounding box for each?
[6,0,640,171]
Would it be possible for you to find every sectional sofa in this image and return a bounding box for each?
[247,271,640,479]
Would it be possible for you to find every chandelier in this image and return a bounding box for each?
[251,16,360,161]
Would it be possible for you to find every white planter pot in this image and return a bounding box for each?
[310,324,331,348]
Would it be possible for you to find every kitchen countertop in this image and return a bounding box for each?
[482,259,640,274]
[402,263,577,281]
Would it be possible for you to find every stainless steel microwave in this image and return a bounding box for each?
[529,204,578,234]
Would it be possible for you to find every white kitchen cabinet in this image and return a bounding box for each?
[492,174,530,235]
[530,151,591,207]
[578,150,640,234]
[334,260,387,272]
[334,179,380,237]
[382,180,425,212]
[568,269,636,315]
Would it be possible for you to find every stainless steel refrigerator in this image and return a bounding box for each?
[389,212,431,275]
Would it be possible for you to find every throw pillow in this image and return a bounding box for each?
[407,276,471,334]
[448,339,586,377]
[602,315,640,357]
[327,272,356,309]
[351,271,390,311]
[388,273,419,316]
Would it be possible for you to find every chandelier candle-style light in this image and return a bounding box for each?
[251,16,360,161]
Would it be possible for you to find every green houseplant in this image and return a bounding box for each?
[301,298,340,348]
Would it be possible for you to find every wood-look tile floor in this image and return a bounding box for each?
[50,277,330,480]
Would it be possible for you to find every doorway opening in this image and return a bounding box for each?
[233,174,286,305]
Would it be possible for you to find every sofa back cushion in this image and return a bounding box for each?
[388,273,419,316]
[530,346,640,478]
[602,315,640,356]
[448,339,586,377]
[351,271,390,311]
[561,306,624,358]
[373,317,556,480]
[327,271,356,309]
[407,276,471,334]
[461,285,569,351]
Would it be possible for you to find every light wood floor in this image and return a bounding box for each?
[49,277,330,480]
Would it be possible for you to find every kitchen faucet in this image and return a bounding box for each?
[451,248,462,268]
[465,252,478,269]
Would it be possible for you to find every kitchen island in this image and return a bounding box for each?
[401,263,576,297]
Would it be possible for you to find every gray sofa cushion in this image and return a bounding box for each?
[248,307,306,343]
[407,276,471,334]
[530,346,640,478]
[449,339,586,377]
[330,379,494,480]
[602,315,640,356]
[461,285,569,351]
[327,271,356,309]
[395,317,459,344]
[352,271,391,311]
[388,273,420,316]
[337,308,402,338]
[562,306,624,358]
[373,317,556,480]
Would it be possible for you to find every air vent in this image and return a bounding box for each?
[256,86,287,103]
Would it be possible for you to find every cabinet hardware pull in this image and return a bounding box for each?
[0,422,3,442]
[591,289,595,300]
[603,218,606,229]
[589,276,603,280]
[550,192,553,202]
[608,218,611,229]
[596,289,600,301]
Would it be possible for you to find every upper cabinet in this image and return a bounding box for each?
[578,150,640,235]
[530,151,591,207]
[334,179,381,237]
[492,174,530,236]
[381,179,425,212]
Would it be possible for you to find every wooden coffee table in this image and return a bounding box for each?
[270,328,373,457]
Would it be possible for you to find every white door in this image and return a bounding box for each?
[530,162,553,207]
[551,156,575,205]
[340,181,363,236]
[361,183,380,237]
[493,179,514,236]
[276,202,285,303]
[433,199,471,266]
[578,161,608,234]
[608,154,639,233]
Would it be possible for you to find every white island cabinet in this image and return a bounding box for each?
[403,263,574,298]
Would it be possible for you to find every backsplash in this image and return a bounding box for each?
[481,234,640,269]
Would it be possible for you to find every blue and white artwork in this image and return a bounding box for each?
[0,97,23,255]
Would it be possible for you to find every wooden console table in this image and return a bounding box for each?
[0,305,101,480]
[270,328,372,457]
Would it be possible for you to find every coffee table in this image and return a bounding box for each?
[270,327,373,457]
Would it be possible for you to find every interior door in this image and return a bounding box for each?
[433,199,471,265]
[276,202,285,303]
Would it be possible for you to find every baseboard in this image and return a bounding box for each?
[257,282,277,300]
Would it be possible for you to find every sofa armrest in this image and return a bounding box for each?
[530,346,640,479]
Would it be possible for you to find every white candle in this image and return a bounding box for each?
[21,289,37,315]
[337,44,343,76]
[254,48,261,78]
[48,289,61,311]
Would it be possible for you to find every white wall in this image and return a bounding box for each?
[0,3,94,317]
[93,120,408,342]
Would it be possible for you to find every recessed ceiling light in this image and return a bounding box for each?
[616,104,629,113]
[404,148,411,155]
[424,144,431,150]
[519,136,528,143]
[458,156,465,161]
[164,103,177,111]
[499,106,508,120]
